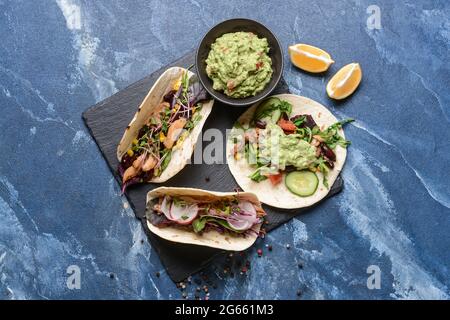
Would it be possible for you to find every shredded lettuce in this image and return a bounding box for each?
[192,216,243,234]
[254,99,292,121]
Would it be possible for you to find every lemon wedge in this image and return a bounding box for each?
[289,44,334,73]
[326,63,362,100]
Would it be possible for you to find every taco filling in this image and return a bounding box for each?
[118,71,210,192]
[147,195,265,237]
[230,97,353,196]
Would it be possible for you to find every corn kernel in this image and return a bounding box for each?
[175,131,189,149]
[173,78,181,91]
[159,132,166,142]
[132,138,139,145]
[127,149,134,157]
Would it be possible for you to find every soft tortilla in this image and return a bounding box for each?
[146,187,264,251]
[117,67,214,183]
[226,94,347,209]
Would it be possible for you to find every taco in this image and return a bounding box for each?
[117,67,214,192]
[227,94,353,209]
[145,187,266,251]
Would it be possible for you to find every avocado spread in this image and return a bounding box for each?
[259,123,317,170]
[205,32,273,98]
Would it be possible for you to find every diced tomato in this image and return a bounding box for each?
[277,118,297,134]
[256,61,263,70]
[267,173,283,186]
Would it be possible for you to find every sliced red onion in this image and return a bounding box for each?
[234,201,260,224]
[238,201,257,216]
[227,218,252,231]
[170,202,199,225]
[160,196,173,220]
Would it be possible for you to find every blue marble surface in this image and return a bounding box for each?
[0,0,449,300]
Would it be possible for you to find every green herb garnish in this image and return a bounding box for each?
[249,168,268,182]
[316,119,354,148]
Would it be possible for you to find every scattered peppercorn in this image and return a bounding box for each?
[241,266,248,273]
[286,244,291,249]
[268,245,273,251]
[298,263,303,269]
[109,273,115,279]
[205,177,210,182]
[155,272,160,278]
[257,249,263,257]
[297,290,302,297]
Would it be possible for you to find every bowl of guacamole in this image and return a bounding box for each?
[196,19,283,106]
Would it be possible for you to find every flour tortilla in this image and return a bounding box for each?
[117,67,214,183]
[226,94,347,209]
[146,187,264,251]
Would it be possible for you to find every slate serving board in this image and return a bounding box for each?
[82,50,343,282]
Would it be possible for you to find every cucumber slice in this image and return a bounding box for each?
[285,171,319,197]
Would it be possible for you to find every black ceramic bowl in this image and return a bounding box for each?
[196,18,283,107]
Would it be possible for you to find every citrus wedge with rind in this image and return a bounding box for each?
[289,44,335,73]
[326,63,362,100]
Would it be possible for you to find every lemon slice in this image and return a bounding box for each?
[326,63,362,100]
[289,44,334,73]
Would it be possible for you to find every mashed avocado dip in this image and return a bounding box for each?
[206,32,273,98]
[259,123,316,170]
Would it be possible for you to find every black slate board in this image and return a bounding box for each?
[82,50,343,282]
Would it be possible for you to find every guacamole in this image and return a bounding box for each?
[205,32,273,98]
[259,123,317,170]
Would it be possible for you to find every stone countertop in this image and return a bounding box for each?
[0,0,449,299]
